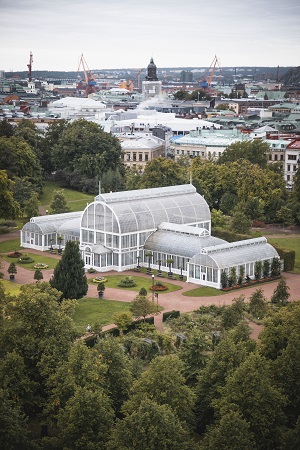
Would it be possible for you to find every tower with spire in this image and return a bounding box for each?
[142,57,162,100]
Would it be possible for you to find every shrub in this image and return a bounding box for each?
[87,267,97,274]
[163,310,180,322]
[18,254,34,264]
[117,276,137,288]
[139,287,148,296]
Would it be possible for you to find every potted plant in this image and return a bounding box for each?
[166,258,174,278]
[8,262,17,281]
[34,269,43,283]
[136,255,141,270]
[97,281,106,298]
[145,251,153,274]
[49,238,54,253]
[179,266,184,281]
[57,236,63,255]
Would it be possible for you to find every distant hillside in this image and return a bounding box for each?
[280,66,300,85]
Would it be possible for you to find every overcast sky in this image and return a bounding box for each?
[1,0,299,72]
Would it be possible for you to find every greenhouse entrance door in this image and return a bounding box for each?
[85,254,92,266]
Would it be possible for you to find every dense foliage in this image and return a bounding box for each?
[1,271,300,449]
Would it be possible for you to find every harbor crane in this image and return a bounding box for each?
[200,55,222,89]
[27,51,33,82]
[77,53,97,96]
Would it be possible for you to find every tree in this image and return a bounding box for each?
[7,262,17,280]
[33,269,43,283]
[248,288,267,319]
[178,329,209,386]
[200,410,256,450]
[139,157,187,188]
[271,277,290,305]
[123,355,195,426]
[51,119,124,192]
[112,312,133,336]
[107,398,195,450]
[221,296,245,329]
[195,337,250,432]
[95,337,133,414]
[0,170,20,219]
[215,352,286,449]
[0,283,77,424]
[23,191,40,218]
[0,119,14,137]
[0,136,42,190]
[50,240,88,300]
[276,205,295,226]
[49,189,70,214]
[0,388,29,450]
[56,386,114,450]
[218,140,269,168]
[130,295,156,322]
[229,210,251,234]
[259,303,300,360]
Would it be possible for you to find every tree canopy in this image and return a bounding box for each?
[50,240,88,300]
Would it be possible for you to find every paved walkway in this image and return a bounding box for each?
[1,231,300,337]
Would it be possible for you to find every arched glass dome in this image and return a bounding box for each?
[82,185,210,234]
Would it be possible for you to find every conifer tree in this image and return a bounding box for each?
[50,241,88,300]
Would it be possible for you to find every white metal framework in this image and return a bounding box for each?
[21,184,280,289]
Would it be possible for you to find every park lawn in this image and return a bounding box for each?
[183,286,225,297]
[90,274,182,294]
[2,252,58,270]
[1,279,22,296]
[268,237,300,274]
[73,297,132,332]
[0,239,22,254]
[39,181,94,211]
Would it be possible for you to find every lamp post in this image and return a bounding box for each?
[155,292,158,312]
[152,274,155,302]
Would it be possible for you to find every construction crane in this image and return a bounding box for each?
[200,55,222,89]
[27,52,33,82]
[77,53,97,96]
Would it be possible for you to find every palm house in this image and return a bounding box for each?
[21,184,280,289]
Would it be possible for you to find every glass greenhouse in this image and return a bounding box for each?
[21,184,280,289]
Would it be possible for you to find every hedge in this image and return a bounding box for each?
[163,310,180,322]
[273,246,295,272]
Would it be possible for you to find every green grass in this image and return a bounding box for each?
[73,297,132,332]
[2,252,58,270]
[268,237,300,274]
[39,181,94,212]
[182,286,225,297]
[1,279,22,296]
[89,274,182,294]
[0,239,22,254]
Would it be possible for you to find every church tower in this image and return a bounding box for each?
[146,57,158,81]
[142,57,162,100]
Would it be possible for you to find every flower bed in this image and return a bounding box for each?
[92,277,108,283]
[33,263,49,269]
[150,282,168,291]
[221,275,281,291]
[7,251,22,258]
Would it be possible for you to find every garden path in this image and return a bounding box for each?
[1,231,300,338]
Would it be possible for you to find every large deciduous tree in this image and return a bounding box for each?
[0,170,20,219]
[218,140,270,168]
[139,156,187,189]
[107,398,195,450]
[51,119,124,193]
[50,240,88,300]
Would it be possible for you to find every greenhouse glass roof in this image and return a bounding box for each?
[90,184,210,234]
[22,212,82,235]
[190,237,279,269]
[145,224,225,257]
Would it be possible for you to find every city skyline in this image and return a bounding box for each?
[1,0,299,72]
